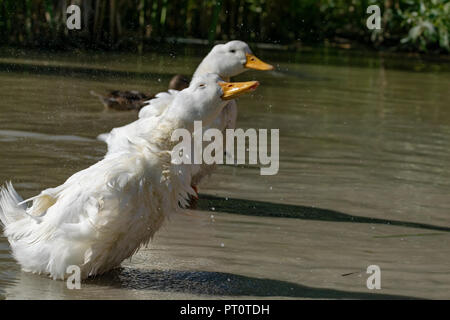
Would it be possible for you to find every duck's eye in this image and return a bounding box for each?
[229,49,236,53]
[198,84,206,88]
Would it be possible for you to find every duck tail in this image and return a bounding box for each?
[96,133,110,143]
[89,90,103,99]
[90,90,109,104]
[0,181,27,228]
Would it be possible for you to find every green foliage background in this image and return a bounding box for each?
[0,0,448,53]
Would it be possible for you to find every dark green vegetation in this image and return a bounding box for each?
[0,0,448,53]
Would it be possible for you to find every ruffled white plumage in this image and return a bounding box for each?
[0,138,194,280]
[138,89,180,119]
[99,90,180,156]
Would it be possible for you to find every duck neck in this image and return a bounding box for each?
[193,59,229,81]
[144,117,187,152]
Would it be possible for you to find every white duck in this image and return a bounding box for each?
[0,74,259,280]
[102,40,273,188]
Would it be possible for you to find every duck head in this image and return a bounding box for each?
[165,74,259,131]
[193,40,273,80]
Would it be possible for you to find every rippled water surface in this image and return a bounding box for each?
[0,48,449,299]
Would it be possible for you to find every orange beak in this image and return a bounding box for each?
[219,81,260,100]
[245,53,274,71]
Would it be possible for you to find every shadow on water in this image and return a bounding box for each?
[197,194,450,233]
[87,267,419,299]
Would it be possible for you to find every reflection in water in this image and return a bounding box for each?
[0,48,449,299]
[0,61,172,82]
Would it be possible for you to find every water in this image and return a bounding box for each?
[0,47,449,299]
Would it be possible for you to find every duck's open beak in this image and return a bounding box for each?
[219,81,260,100]
[245,53,274,71]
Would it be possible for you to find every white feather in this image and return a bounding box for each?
[0,145,194,279]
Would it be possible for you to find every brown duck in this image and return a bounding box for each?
[90,74,189,111]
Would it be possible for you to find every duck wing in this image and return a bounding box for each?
[102,116,161,156]
[138,89,180,119]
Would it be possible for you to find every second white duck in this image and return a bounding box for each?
[101,40,273,190]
